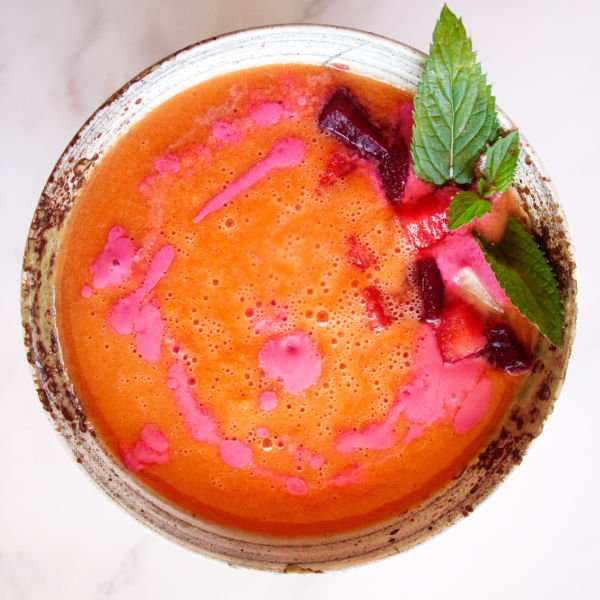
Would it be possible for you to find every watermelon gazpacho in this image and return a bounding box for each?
[56,62,541,537]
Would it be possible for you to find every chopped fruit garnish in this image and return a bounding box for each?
[403,167,437,204]
[484,324,531,375]
[472,189,511,244]
[453,267,503,314]
[319,152,356,187]
[318,88,389,160]
[415,257,444,322]
[361,286,393,331]
[318,89,413,204]
[347,235,376,270]
[397,188,455,250]
[394,100,414,146]
[437,301,487,363]
[378,136,410,202]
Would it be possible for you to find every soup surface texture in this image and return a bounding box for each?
[56,65,535,535]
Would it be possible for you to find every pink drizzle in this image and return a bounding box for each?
[122,424,169,472]
[220,440,253,469]
[309,454,325,470]
[91,226,137,289]
[155,153,181,175]
[395,329,491,434]
[258,390,278,411]
[110,245,174,362]
[404,424,424,444]
[193,137,307,223]
[336,325,491,454]
[453,382,492,433]
[133,301,164,362]
[256,427,270,439]
[167,361,220,444]
[336,402,404,454]
[166,361,310,493]
[294,446,325,470]
[252,467,309,497]
[132,440,169,466]
[141,424,169,453]
[330,464,363,488]
[286,477,309,496]
[250,101,284,127]
[212,120,242,143]
[93,230,317,495]
[137,245,176,296]
[139,175,157,195]
[252,306,288,334]
[258,331,322,395]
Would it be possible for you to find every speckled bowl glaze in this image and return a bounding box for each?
[21,25,576,572]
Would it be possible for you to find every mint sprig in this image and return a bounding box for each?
[480,130,520,197]
[448,191,492,229]
[411,6,563,345]
[448,131,520,230]
[477,217,563,346]
[411,5,497,185]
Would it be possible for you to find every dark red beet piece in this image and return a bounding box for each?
[347,235,376,270]
[361,286,393,331]
[318,88,389,160]
[484,325,531,375]
[319,152,356,187]
[395,100,415,147]
[378,136,410,202]
[415,257,444,322]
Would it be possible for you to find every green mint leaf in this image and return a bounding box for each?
[483,130,520,195]
[477,217,563,346]
[448,191,492,229]
[477,178,488,196]
[411,5,498,185]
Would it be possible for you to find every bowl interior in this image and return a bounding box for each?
[21,25,576,572]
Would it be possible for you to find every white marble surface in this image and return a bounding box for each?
[2,0,599,597]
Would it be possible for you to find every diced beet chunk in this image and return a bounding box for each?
[415,257,444,322]
[319,152,356,187]
[347,235,376,270]
[397,189,454,250]
[318,88,389,160]
[403,167,437,204]
[394,100,415,146]
[378,136,410,203]
[484,325,531,375]
[437,301,487,363]
[361,286,393,331]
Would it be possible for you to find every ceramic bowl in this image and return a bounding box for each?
[21,24,576,572]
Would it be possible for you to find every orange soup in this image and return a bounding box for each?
[56,65,536,536]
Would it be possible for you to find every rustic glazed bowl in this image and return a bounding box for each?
[21,25,576,572]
